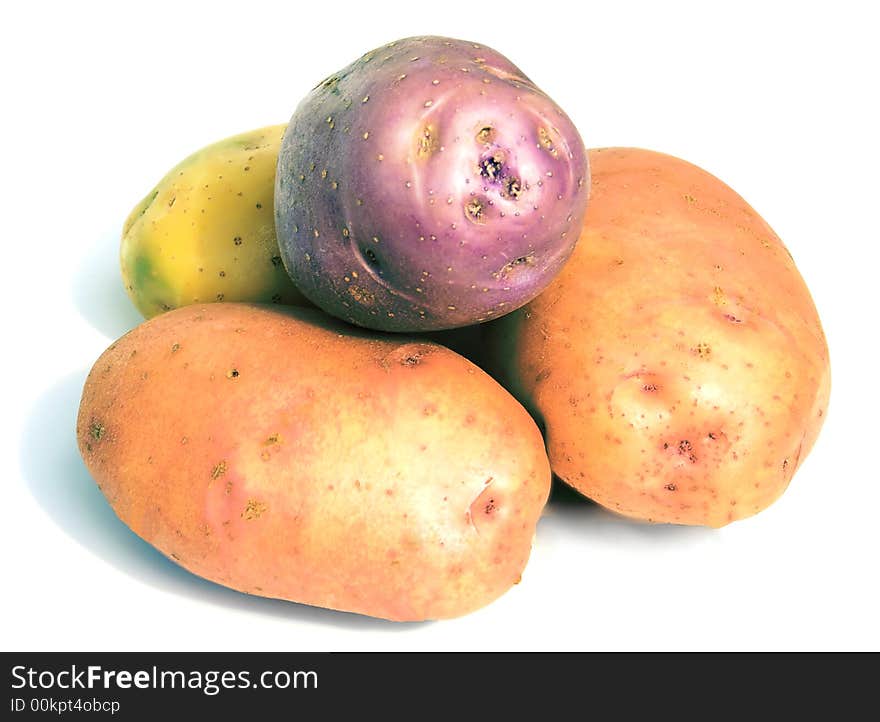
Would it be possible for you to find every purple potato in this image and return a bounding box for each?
[275,36,589,331]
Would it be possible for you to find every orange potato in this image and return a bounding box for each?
[487,148,830,527]
[77,304,550,621]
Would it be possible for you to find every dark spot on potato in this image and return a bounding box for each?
[384,344,434,368]
[535,368,551,382]
[211,460,227,479]
[642,383,659,392]
[476,126,495,144]
[664,483,677,491]
[271,255,283,267]
[479,151,505,180]
[503,176,523,199]
[724,313,743,324]
[226,368,240,379]
[484,498,497,514]
[233,236,242,245]
[89,421,106,441]
[242,500,267,520]
[362,246,381,269]
[417,125,439,158]
[678,440,697,463]
[498,254,535,279]
[537,126,559,158]
[465,196,486,223]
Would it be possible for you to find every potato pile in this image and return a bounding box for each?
[77,36,829,621]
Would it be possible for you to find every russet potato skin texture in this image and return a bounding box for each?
[488,148,830,527]
[121,125,309,318]
[77,304,549,620]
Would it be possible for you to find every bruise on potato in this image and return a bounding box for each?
[76,303,550,620]
[486,148,830,527]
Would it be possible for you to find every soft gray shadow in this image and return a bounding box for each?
[20,370,422,630]
[543,474,719,544]
[71,227,144,339]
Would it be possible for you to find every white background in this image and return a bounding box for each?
[2,0,878,651]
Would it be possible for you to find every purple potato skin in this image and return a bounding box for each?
[275,36,589,332]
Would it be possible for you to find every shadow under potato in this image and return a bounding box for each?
[71,227,144,340]
[20,370,419,630]
[549,474,596,506]
[544,474,718,543]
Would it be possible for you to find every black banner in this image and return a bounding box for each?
[2,652,874,717]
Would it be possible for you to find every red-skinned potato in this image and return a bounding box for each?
[77,304,550,620]
[487,148,830,527]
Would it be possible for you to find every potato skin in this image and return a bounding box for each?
[77,304,549,620]
[274,36,589,332]
[121,125,309,318]
[487,148,830,527]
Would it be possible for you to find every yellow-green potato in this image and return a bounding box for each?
[77,303,550,621]
[487,148,830,528]
[121,125,309,318]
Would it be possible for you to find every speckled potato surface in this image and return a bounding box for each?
[488,148,830,527]
[77,304,550,620]
[121,125,308,318]
[275,36,589,332]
